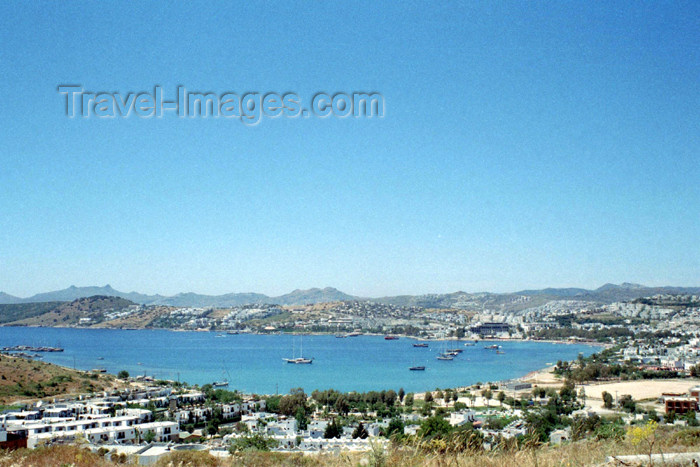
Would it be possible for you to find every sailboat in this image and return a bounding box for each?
[283,334,313,364]
[436,338,455,361]
[409,346,426,370]
[212,367,230,387]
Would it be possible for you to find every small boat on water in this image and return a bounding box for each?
[436,354,454,361]
[335,334,346,338]
[496,350,505,354]
[97,357,104,360]
[284,335,313,364]
[346,331,361,337]
[284,357,313,364]
[409,366,426,371]
[212,380,229,388]
[447,348,463,353]
[413,343,429,348]
[384,336,399,340]
[484,344,501,350]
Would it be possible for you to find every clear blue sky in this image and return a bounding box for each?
[1,1,698,297]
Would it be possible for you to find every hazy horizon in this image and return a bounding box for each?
[3,280,700,301]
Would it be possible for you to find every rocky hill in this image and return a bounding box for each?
[0,354,117,404]
[2,296,136,327]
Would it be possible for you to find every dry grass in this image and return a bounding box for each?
[4,428,700,467]
[0,354,118,404]
[0,445,113,467]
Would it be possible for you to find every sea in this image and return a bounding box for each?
[0,327,597,394]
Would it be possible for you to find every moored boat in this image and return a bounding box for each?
[284,335,313,364]
[409,366,426,371]
[283,357,313,364]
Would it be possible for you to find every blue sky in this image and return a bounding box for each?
[1,1,698,297]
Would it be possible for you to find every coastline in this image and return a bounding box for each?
[2,326,599,397]
[0,324,608,350]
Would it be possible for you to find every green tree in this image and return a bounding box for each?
[265,395,281,413]
[143,430,156,443]
[571,414,602,441]
[454,401,467,411]
[324,418,343,439]
[683,411,699,427]
[418,415,452,439]
[578,387,587,406]
[228,433,278,453]
[647,409,659,422]
[481,389,492,407]
[690,364,700,378]
[497,391,506,406]
[117,370,129,379]
[664,410,676,424]
[352,422,369,439]
[404,393,414,407]
[559,380,576,401]
[384,417,404,439]
[279,388,307,416]
[398,388,405,403]
[444,389,453,406]
[618,394,636,413]
[602,391,614,409]
[435,389,444,402]
[334,395,350,415]
[295,406,308,431]
[384,390,397,407]
[424,391,434,403]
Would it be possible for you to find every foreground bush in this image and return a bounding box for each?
[4,427,700,467]
[0,445,112,467]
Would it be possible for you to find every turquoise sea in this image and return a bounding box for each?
[0,327,596,394]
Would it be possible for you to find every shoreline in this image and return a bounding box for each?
[2,326,601,397]
[0,324,607,347]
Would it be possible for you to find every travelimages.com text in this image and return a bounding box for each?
[58,86,384,125]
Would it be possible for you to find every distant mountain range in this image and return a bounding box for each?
[0,283,698,308]
[0,285,358,307]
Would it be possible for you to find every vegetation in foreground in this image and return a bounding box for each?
[3,426,700,467]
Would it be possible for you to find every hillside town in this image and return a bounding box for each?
[4,360,700,464]
[3,292,700,463]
